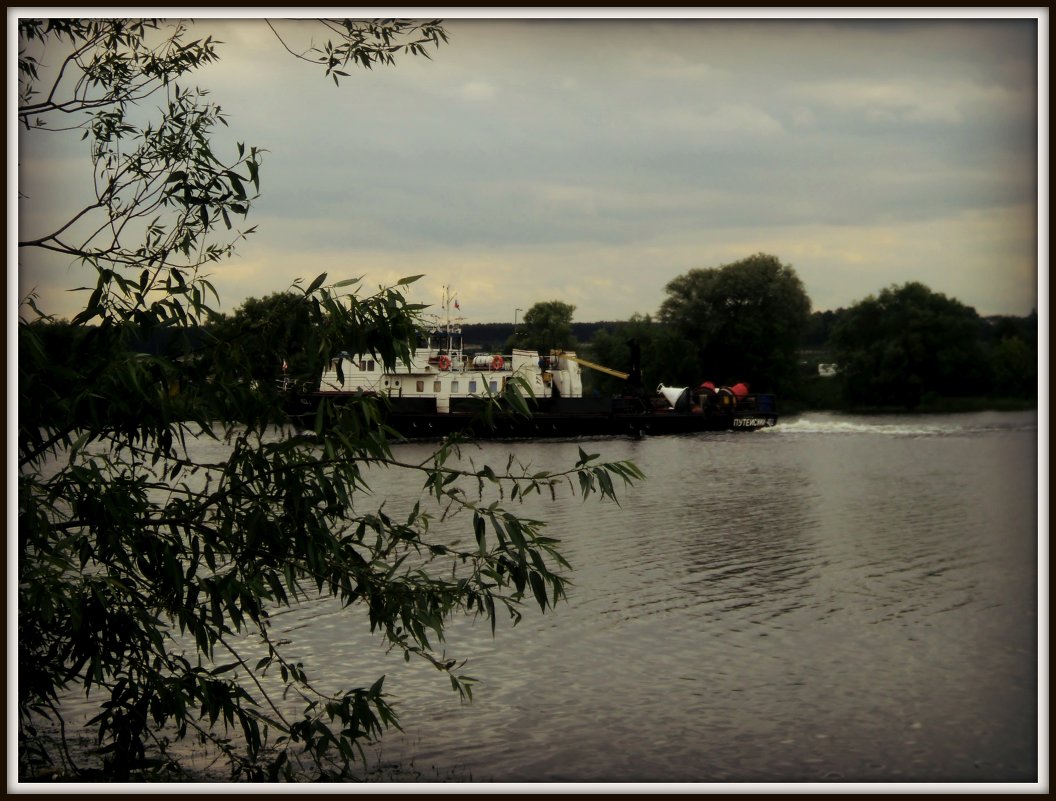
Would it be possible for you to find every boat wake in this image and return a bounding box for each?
[766,411,1037,438]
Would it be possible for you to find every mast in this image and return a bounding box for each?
[440,284,462,356]
[443,284,453,353]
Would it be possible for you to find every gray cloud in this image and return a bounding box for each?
[16,14,1041,323]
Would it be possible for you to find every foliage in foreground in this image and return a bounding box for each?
[17,16,644,781]
[19,275,645,782]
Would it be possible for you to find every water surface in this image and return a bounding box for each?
[37,410,1042,786]
[279,410,1041,784]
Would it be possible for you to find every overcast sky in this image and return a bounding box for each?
[14,10,1046,325]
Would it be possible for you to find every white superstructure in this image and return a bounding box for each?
[316,306,584,412]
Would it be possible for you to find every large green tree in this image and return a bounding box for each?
[828,281,990,408]
[658,253,812,393]
[988,334,1036,398]
[17,18,641,782]
[981,313,1038,399]
[206,291,341,387]
[505,300,578,355]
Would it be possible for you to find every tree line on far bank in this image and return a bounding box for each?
[225,252,1038,410]
[466,253,1037,412]
[27,253,1037,413]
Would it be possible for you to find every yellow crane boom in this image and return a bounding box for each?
[555,351,630,380]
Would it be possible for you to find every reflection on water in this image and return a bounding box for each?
[42,411,1041,785]
[349,411,1039,784]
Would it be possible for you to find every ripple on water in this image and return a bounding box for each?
[38,412,1039,783]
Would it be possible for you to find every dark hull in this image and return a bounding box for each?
[286,391,778,440]
[384,410,777,440]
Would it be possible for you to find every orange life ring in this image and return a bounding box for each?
[491,354,505,371]
[438,354,452,371]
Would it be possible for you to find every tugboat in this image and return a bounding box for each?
[283,291,778,440]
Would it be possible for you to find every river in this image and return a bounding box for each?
[261,409,1042,786]
[33,410,1043,787]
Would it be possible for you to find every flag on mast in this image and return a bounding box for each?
[454,298,460,310]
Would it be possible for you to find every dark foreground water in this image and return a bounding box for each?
[264,410,1043,786]
[36,410,1044,788]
